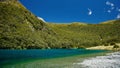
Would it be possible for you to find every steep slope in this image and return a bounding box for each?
[0,0,54,49]
[0,0,45,30]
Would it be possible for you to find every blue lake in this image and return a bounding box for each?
[0,49,107,68]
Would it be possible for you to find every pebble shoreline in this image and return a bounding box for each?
[73,51,120,68]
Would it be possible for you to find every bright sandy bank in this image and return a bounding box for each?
[86,43,120,50]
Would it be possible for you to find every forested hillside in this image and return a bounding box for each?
[0,0,120,49]
[47,20,120,48]
[0,0,55,49]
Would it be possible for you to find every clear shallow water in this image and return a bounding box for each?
[73,51,120,68]
[0,49,107,68]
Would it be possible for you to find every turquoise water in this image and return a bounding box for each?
[0,49,107,68]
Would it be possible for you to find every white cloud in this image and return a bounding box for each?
[118,9,120,12]
[106,1,114,7]
[116,14,120,19]
[88,8,92,15]
[37,17,46,22]
[111,7,114,10]
[107,10,111,13]
[106,1,115,13]
[116,8,120,12]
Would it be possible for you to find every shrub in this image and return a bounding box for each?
[110,42,116,45]
[113,44,119,49]
[104,43,109,46]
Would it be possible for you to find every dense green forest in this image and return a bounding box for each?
[0,0,120,49]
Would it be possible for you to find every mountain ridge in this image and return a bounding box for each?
[0,1,120,49]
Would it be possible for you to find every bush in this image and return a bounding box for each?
[113,44,119,49]
[104,43,109,46]
[110,42,116,45]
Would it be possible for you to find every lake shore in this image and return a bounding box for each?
[73,51,120,68]
[87,45,114,50]
[86,43,120,50]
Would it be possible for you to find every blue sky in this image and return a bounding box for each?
[20,0,120,24]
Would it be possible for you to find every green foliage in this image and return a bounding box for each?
[0,1,48,49]
[113,44,119,49]
[46,20,120,48]
[110,42,116,45]
[104,43,109,46]
[0,1,120,49]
